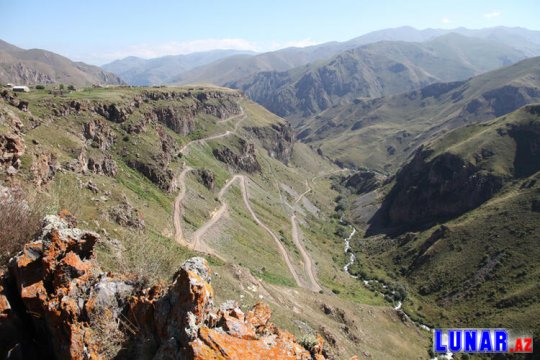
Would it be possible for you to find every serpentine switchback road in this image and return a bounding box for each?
[172,108,306,287]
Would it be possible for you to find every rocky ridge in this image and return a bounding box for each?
[0,213,326,359]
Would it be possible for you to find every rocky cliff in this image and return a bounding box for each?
[246,123,295,164]
[213,139,261,173]
[1,87,242,192]
[367,104,540,234]
[0,213,325,359]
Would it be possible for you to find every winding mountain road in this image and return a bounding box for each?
[289,181,322,292]
[173,109,245,246]
[172,107,305,287]
[290,214,322,292]
[173,166,193,246]
[179,109,246,155]
[192,174,303,287]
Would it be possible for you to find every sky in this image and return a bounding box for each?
[1,0,539,65]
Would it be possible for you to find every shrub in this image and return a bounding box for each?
[67,85,76,91]
[117,234,181,284]
[88,307,126,359]
[36,85,45,90]
[59,84,64,90]
[299,334,318,351]
[0,189,46,268]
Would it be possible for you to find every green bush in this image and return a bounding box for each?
[36,85,45,90]
[299,334,318,351]
[67,85,76,91]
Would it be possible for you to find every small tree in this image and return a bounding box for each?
[59,84,65,90]
[36,85,45,90]
[67,85,76,91]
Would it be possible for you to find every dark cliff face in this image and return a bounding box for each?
[367,111,540,235]
[342,170,383,195]
[213,139,261,173]
[144,91,242,136]
[367,149,504,234]
[246,123,294,164]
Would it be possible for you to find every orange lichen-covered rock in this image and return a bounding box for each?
[0,213,326,359]
[192,326,312,360]
[246,302,272,333]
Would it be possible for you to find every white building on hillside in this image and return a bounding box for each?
[13,86,30,92]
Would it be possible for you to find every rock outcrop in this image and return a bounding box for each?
[194,169,215,190]
[126,159,175,192]
[0,214,324,359]
[145,94,241,136]
[0,103,25,176]
[88,153,118,177]
[246,123,294,164]
[109,200,145,230]
[213,140,261,173]
[83,119,116,150]
[367,148,504,234]
[31,152,58,188]
[342,170,383,195]
[0,133,24,174]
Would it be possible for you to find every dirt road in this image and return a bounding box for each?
[179,109,246,155]
[290,214,322,292]
[173,166,193,246]
[172,107,303,287]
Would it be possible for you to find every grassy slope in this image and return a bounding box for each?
[351,107,540,338]
[299,56,540,173]
[1,87,429,359]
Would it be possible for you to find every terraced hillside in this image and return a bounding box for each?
[0,85,430,359]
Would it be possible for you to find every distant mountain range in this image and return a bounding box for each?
[228,33,528,119]
[0,40,123,86]
[98,26,540,88]
[101,50,256,85]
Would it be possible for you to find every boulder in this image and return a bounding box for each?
[0,213,326,360]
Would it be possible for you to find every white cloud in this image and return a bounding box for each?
[441,17,452,24]
[483,11,501,19]
[82,38,320,65]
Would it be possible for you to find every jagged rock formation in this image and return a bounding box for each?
[64,149,118,178]
[342,170,383,195]
[246,123,294,164]
[144,91,241,136]
[47,89,241,191]
[109,200,145,230]
[0,103,25,176]
[194,169,215,190]
[126,159,175,192]
[31,152,58,188]
[156,126,180,166]
[368,148,504,234]
[83,119,116,150]
[213,140,261,173]
[88,154,118,177]
[0,133,24,175]
[0,214,325,359]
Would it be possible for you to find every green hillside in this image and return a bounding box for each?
[0,85,429,359]
[298,56,540,172]
[348,105,540,341]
